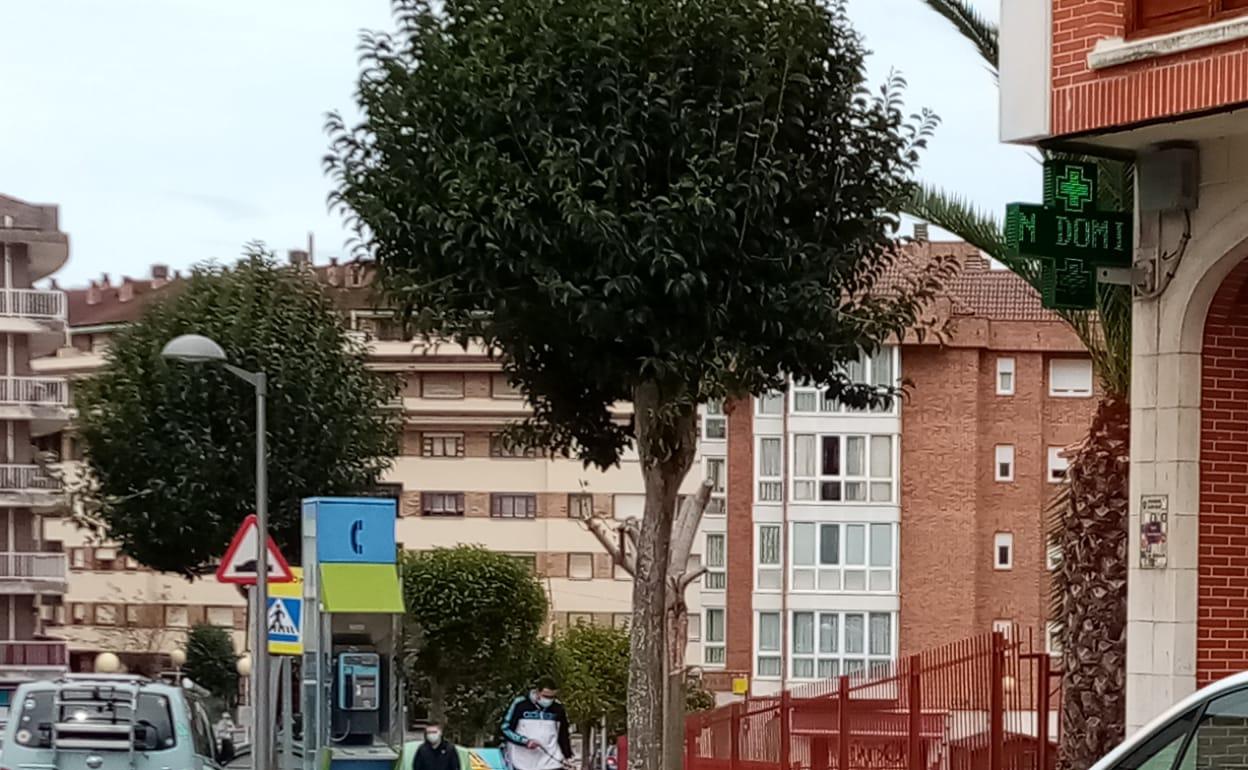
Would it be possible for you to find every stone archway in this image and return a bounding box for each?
[1197,257,1248,685]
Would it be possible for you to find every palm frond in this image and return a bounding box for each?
[919,0,999,72]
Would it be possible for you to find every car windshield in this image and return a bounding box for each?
[14,689,176,750]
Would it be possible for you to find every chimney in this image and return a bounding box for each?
[150,264,170,287]
[327,257,341,287]
[99,273,111,288]
[48,278,59,290]
[913,223,929,242]
[288,249,310,269]
[86,281,101,306]
[119,277,135,303]
[963,250,989,271]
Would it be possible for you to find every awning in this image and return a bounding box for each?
[318,563,405,613]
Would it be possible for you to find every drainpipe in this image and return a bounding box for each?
[780,387,791,695]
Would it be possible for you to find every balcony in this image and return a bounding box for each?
[0,464,63,509]
[0,640,68,670]
[0,288,68,357]
[0,552,67,593]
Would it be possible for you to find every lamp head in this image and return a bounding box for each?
[161,334,227,364]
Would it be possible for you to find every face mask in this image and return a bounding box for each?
[538,697,554,709]
[426,732,442,745]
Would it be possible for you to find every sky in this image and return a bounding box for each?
[0,0,1038,287]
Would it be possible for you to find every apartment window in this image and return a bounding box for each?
[491,494,537,519]
[704,609,726,665]
[791,522,894,592]
[1048,447,1070,483]
[422,372,465,399]
[568,554,594,581]
[421,433,465,458]
[70,548,87,570]
[994,532,1014,570]
[793,434,894,503]
[490,433,537,458]
[422,492,465,517]
[705,534,726,590]
[790,611,893,680]
[1047,622,1062,658]
[568,613,594,627]
[994,445,1015,482]
[996,357,1016,395]
[96,605,117,626]
[126,605,142,626]
[1129,0,1248,38]
[703,400,727,440]
[72,603,88,623]
[1048,542,1062,571]
[688,613,701,642]
[756,525,782,591]
[612,614,631,630]
[705,458,726,515]
[757,437,783,502]
[207,607,235,628]
[165,605,189,628]
[568,494,593,519]
[791,348,897,414]
[757,392,784,415]
[510,554,538,574]
[1050,359,1093,397]
[490,373,522,399]
[757,612,782,678]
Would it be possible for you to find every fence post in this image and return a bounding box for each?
[685,711,696,770]
[730,702,741,770]
[837,675,850,770]
[908,655,922,770]
[990,632,1005,770]
[780,689,791,770]
[1037,652,1052,770]
[812,736,831,770]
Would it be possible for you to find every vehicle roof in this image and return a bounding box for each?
[1090,670,1248,770]
[16,674,185,697]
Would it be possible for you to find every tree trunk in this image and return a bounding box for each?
[627,382,697,770]
[1055,397,1128,770]
[664,603,689,770]
[429,679,447,726]
[581,726,593,770]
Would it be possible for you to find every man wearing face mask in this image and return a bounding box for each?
[412,721,460,770]
[501,677,573,770]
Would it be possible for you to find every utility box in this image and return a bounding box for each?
[1138,145,1199,213]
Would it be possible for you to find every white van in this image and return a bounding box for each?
[1092,672,1248,770]
[0,673,234,770]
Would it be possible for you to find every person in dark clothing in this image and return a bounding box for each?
[413,722,460,770]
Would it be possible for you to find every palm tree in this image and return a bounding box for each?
[906,4,1130,769]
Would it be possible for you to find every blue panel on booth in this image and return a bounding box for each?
[304,497,397,564]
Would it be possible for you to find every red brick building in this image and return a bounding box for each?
[1001,0,1248,733]
[703,240,1095,696]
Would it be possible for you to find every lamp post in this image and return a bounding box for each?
[162,334,270,770]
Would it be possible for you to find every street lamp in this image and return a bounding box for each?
[162,334,271,770]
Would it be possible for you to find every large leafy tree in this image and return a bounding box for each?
[329,1,948,766]
[905,3,1130,768]
[184,623,240,711]
[401,547,550,745]
[73,250,400,576]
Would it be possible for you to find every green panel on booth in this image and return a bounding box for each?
[319,563,404,613]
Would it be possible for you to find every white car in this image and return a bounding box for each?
[1092,673,1248,770]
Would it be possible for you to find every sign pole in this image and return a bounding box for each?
[281,657,293,769]
[254,372,271,770]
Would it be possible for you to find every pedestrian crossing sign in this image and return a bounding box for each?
[267,567,303,655]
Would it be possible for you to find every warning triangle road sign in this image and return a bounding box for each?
[215,514,294,584]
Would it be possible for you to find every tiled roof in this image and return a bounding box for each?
[56,241,1060,328]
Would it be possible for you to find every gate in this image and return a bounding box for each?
[685,631,1061,770]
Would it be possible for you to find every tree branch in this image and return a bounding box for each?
[669,480,712,575]
[580,513,637,575]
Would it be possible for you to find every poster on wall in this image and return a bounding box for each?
[1140,494,1168,569]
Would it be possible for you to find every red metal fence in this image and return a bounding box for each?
[685,631,1060,770]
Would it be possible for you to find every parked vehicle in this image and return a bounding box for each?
[1091,671,1248,770]
[0,673,235,770]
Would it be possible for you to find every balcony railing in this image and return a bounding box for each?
[0,289,66,321]
[0,552,67,581]
[0,640,68,668]
[0,464,63,492]
[0,376,68,407]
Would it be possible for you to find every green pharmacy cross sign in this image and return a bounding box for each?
[1005,160,1134,310]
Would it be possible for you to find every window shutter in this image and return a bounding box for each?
[1133,0,1208,33]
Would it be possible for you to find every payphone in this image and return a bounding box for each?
[332,650,383,742]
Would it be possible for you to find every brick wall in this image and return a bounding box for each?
[1197,258,1248,685]
[1051,0,1248,136]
